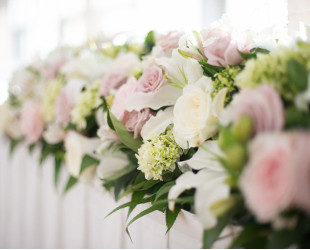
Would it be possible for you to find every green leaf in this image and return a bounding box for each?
[144,30,155,54]
[64,176,78,194]
[105,195,154,218]
[199,61,224,79]
[28,143,35,154]
[40,143,50,166]
[285,108,310,129]
[230,220,269,249]
[113,171,137,201]
[155,181,176,201]
[79,154,99,176]
[287,59,308,92]
[126,202,166,230]
[106,106,142,153]
[238,47,269,60]
[54,154,62,189]
[127,190,147,218]
[9,138,22,155]
[165,206,181,233]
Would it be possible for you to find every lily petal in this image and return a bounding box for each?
[178,140,225,171]
[141,107,173,140]
[212,87,228,118]
[126,85,182,112]
[195,175,229,229]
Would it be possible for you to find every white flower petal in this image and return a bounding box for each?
[141,107,173,140]
[212,87,228,118]
[179,141,225,171]
[97,151,129,179]
[126,85,182,111]
[195,175,230,229]
[184,59,203,84]
[168,169,225,211]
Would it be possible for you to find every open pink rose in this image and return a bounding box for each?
[20,101,44,144]
[156,31,184,54]
[233,84,284,134]
[200,27,248,67]
[124,109,152,139]
[111,77,138,121]
[240,133,295,222]
[137,66,164,93]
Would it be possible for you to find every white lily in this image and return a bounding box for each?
[168,140,229,229]
[125,85,182,112]
[140,107,174,140]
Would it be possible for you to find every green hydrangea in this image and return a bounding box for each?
[71,81,102,129]
[42,77,64,122]
[212,66,242,105]
[137,127,183,181]
[236,46,310,102]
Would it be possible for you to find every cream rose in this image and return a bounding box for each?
[173,76,227,149]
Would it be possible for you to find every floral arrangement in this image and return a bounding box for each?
[2,16,310,248]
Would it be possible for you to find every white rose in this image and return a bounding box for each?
[64,131,101,181]
[173,76,227,149]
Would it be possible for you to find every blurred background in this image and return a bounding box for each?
[0,0,288,105]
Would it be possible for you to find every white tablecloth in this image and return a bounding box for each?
[0,138,206,248]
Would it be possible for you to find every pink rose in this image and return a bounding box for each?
[240,133,295,222]
[200,28,248,67]
[233,84,284,134]
[156,31,184,54]
[100,53,139,96]
[20,101,44,144]
[55,87,71,126]
[124,109,152,139]
[137,66,165,93]
[111,77,138,121]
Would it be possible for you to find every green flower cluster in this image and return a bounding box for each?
[42,77,64,122]
[212,66,242,105]
[71,81,102,129]
[236,46,310,102]
[137,127,183,181]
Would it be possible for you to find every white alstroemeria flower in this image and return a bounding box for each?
[97,150,129,179]
[64,131,101,181]
[173,76,227,149]
[141,107,174,140]
[295,74,310,112]
[168,140,229,229]
[43,123,66,144]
